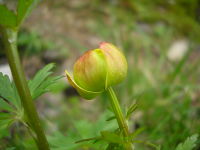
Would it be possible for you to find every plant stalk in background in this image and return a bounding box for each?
[1,27,50,150]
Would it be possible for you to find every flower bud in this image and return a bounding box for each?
[65,42,127,100]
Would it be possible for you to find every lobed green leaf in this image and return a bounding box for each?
[0,73,24,139]
[101,131,124,144]
[175,134,199,150]
[17,0,39,26]
[0,73,21,110]
[28,63,61,100]
[0,5,17,28]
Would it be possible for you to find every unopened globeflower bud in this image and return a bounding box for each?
[65,42,127,99]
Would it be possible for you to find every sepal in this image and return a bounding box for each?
[65,70,102,100]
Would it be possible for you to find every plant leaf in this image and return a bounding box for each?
[75,137,100,144]
[49,111,117,150]
[106,143,125,150]
[129,127,145,140]
[0,5,17,28]
[101,131,124,144]
[0,73,21,110]
[0,118,14,131]
[28,63,61,100]
[17,0,39,25]
[0,73,24,139]
[106,116,116,121]
[0,98,15,112]
[0,113,13,120]
[126,102,138,119]
[175,134,198,150]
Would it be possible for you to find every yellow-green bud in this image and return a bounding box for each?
[65,42,127,100]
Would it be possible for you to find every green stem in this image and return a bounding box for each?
[1,27,50,150]
[107,87,133,150]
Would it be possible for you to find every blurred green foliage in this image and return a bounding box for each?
[1,0,200,149]
[93,0,200,41]
[18,30,54,55]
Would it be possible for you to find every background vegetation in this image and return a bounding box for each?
[0,0,200,149]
